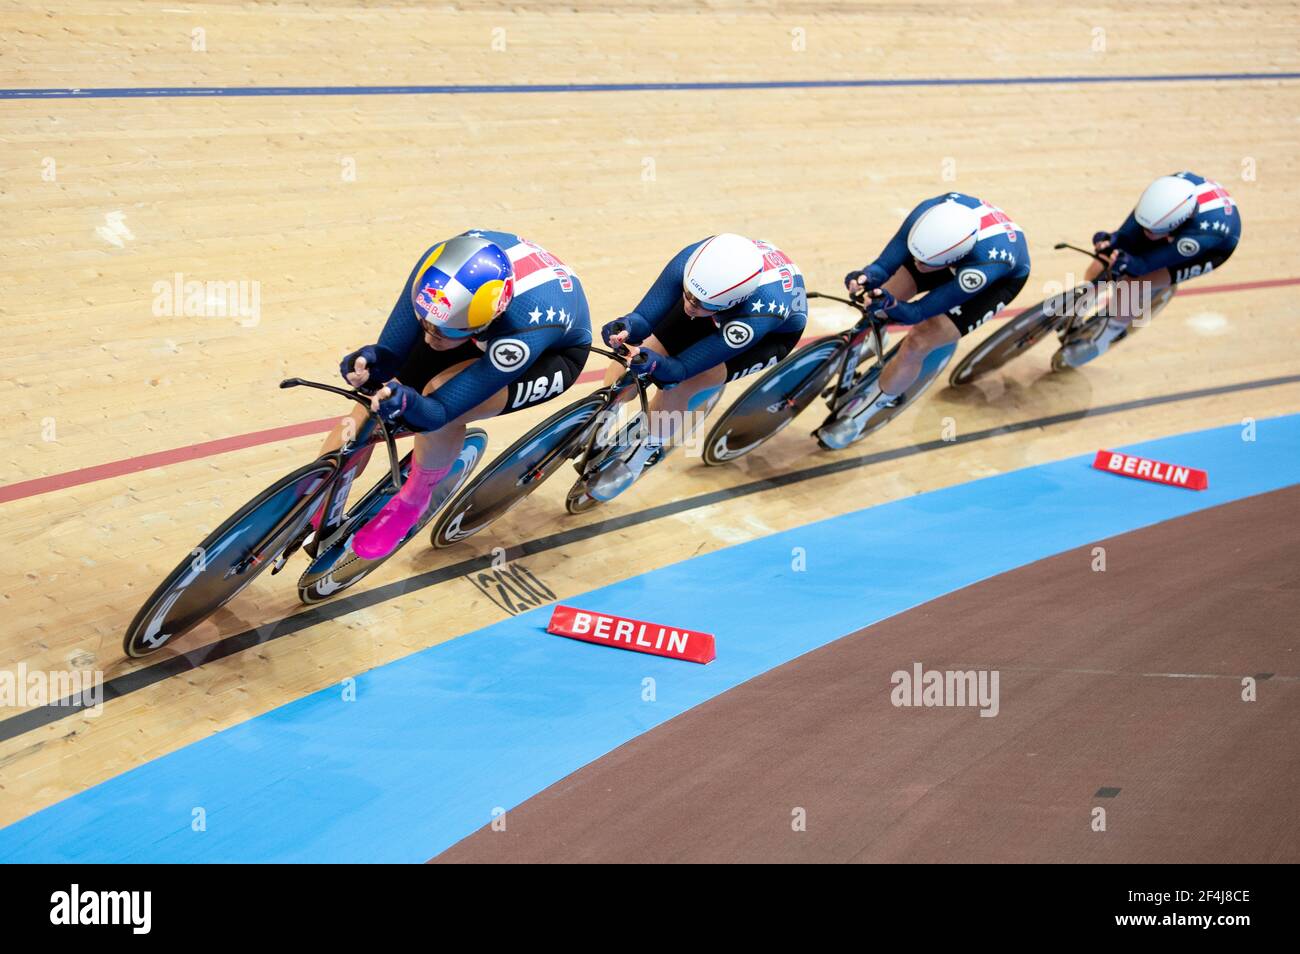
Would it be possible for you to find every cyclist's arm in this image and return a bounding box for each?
[884,261,1011,325]
[623,243,698,342]
[1123,228,1230,276]
[395,325,561,431]
[648,311,783,385]
[1111,211,1146,250]
[375,248,434,356]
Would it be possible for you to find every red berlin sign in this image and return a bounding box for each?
[546,605,716,664]
[1092,450,1208,490]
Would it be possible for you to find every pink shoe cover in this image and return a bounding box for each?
[352,463,449,560]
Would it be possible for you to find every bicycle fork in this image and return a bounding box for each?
[574,377,652,480]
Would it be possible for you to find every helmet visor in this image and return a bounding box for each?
[683,290,728,314]
[420,315,475,341]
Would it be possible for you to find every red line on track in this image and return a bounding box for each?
[3,274,1295,505]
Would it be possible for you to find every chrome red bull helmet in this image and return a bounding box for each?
[411,235,515,339]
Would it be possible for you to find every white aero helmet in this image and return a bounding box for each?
[1134,175,1199,234]
[907,199,981,267]
[682,233,766,312]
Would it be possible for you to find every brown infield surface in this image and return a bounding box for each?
[434,485,1300,864]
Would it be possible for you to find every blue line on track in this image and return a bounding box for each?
[4,72,1299,100]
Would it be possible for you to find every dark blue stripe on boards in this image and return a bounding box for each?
[4,71,1300,100]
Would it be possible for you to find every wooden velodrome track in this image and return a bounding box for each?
[2,1,1299,832]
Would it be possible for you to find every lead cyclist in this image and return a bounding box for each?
[321,230,592,558]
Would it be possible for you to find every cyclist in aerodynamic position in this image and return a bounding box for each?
[831,192,1031,448]
[591,233,807,499]
[1058,172,1241,368]
[325,230,592,558]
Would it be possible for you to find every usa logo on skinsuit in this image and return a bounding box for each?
[723,321,754,349]
[1177,237,1201,257]
[958,269,987,292]
[489,337,530,373]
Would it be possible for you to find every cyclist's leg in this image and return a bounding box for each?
[317,405,368,457]
[879,267,1023,396]
[647,326,803,457]
[592,328,801,498]
[824,272,1024,445]
[883,263,922,301]
[350,338,485,558]
[878,313,962,396]
[645,362,728,449]
[1111,240,1234,328]
[411,357,503,469]
[355,345,589,556]
[589,361,725,500]
[1106,267,1172,326]
[869,262,926,396]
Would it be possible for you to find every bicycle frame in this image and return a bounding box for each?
[783,291,888,412]
[524,346,654,486]
[1052,242,1122,344]
[227,378,408,577]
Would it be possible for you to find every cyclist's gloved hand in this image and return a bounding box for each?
[372,380,421,426]
[340,344,398,393]
[844,268,875,300]
[1092,231,1115,252]
[602,319,630,348]
[1110,250,1136,276]
[868,289,897,319]
[631,347,663,377]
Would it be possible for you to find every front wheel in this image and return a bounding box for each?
[123,460,337,658]
[702,337,844,466]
